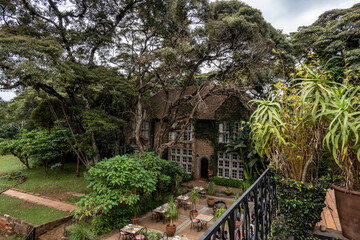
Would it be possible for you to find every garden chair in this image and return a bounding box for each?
[118,229,130,240]
[190,212,201,232]
[135,227,147,240]
[151,211,160,222]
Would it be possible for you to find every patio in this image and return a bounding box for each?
[103,194,235,240]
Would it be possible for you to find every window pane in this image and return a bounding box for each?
[218,169,223,177]
[172,148,175,154]
[218,133,223,143]
[188,150,192,155]
[176,156,180,162]
[219,152,223,159]
[232,162,237,168]
[225,161,229,167]
[187,164,192,172]
[225,153,229,159]
[239,170,244,180]
[171,156,175,161]
[219,161,223,167]
[188,157,192,162]
[177,149,180,154]
[183,149,187,155]
[225,123,230,132]
[232,170,237,179]
[225,169,229,177]
[232,154,238,160]
[219,123,223,132]
[183,164,186,171]
[183,157,187,162]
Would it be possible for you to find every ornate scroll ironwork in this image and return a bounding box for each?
[199,168,276,240]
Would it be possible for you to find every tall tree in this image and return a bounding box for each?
[291,3,360,81]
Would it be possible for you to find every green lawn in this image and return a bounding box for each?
[0,155,26,174]
[0,195,69,225]
[17,163,90,195]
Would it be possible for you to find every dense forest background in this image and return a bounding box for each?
[0,0,359,171]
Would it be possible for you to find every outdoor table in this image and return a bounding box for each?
[171,235,189,240]
[176,194,189,201]
[194,186,204,192]
[120,224,143,236]
[153,203,169,214]
[195,214,213,231]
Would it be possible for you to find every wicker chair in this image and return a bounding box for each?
[190,212,201,231]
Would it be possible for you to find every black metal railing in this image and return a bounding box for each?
[24,227,36,240]
[199,168,276,240]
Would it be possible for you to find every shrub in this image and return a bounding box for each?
[274,176,331,237]
[211,177,244,188]
[147,231,163,240]
[66,222,96,240]
[205,181,216,195]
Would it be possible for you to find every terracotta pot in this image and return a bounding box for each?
[190,210,198,218]
[166,224,176,237]
[332,184,360,239]
[207,197,215,207]
[131,216,139,225]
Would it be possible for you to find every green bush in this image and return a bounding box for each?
[66,222,96,240]
[211,177,243,188]
[273,176,331,237]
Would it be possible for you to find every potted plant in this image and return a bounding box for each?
[250,66,335,237]
[224,187,233,196]
[316,84,360,239]
[147,231,163,240]
[189,187,200,217]
[165,197,179,237]
[131,205,141,225]
[205,181,216,207]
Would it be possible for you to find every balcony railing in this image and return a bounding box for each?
[199,168,276,240]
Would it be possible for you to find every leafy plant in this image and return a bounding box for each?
[66,222,96,240]
[205,181,216,195]
[189,187,200,211]
[146,231,163,240]
[224,187,233,196]
[213,207,227,221]
[165,196,179,226]
[211,177,246,188]
[274,175,331,237]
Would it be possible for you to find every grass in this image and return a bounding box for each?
[0,155,26,174]
[0,178,18,192]
[0,195,69,225]
[17,162,90,195]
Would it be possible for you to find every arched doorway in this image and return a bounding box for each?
[200,158,209,179]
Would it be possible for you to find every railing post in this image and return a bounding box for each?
[199,168,276,240]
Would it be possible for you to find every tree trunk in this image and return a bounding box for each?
[135,92,144,153]
[76,157,80,177]
[114,132,121,156]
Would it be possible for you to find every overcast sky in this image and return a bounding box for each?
[0,0,358,101]
[241,0,359,34]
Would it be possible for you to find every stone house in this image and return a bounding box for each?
[127,88,251,180]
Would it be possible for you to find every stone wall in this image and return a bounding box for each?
[0,212,72,239]
[0,213,34,236]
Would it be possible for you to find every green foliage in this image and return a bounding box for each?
[75,154,157,217]
[91,207,131,235]
[4,171,26,182]
[75,152,184,218]
[211,177,251,190]
[213,207,227,221]
[30,98,64,130]
[291,3,360,81]
[205,181,216,195]
[274,175,331,237]
[66,222,96,240]
[189,187,200,211]
[165,197,179,226]
[146,231,163,240]
[0,155,25,174]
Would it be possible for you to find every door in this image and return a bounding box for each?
[201,158,209,179]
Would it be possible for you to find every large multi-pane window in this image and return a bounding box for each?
[170,147,193,173]
[217,152,244,180]
[169,123,193,142]
[131,121,150,139]
[218,122,241,143]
